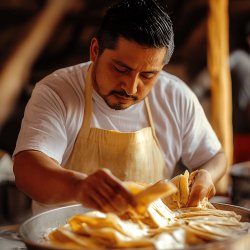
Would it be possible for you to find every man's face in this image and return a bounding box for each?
[90,37,167,110]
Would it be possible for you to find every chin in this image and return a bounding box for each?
[108,102,131,110]
[113,104,129,110]
[105,97,135,110]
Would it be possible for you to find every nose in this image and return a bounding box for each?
[121,74,139,96]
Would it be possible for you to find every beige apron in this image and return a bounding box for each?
[64,64,166,184]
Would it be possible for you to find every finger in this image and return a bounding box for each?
[78,182,105,211]
[102,194,129,214]
[107,181,136,207]
[90,170,130,213]
[187,185,207,207]
[83,195,104,211]
[98,169,137,207]
[110,193,130,214]
[101,183,129,212]
[87,179,120,213]
[92,181,126,213]
[77,174,117,212]
[207,185,216,199]
[91,188,118,213]
[187,182,216,207]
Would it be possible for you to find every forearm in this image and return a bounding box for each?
[196,149,227,184]
[14,150,135,213]
[13,150,86,204]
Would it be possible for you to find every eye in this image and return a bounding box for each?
[140,73,156,79]
[113,65,128,73]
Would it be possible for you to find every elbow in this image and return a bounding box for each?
[13,156,24,191]
[13,153,30,195]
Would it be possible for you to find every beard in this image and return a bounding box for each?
[92,67,139,110]
[107,89,138,110]
[102,89,139,110]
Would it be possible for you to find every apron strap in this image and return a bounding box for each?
[80,63,93,139]
[145,97,163,150]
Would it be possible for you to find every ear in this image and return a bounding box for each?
[90,37,99,62]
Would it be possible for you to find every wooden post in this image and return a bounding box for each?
[207,0,233,194]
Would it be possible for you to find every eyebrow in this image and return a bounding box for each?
[112,59,160,74]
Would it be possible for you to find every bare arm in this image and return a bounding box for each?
[13,150,135,213]
[187,149,227,206]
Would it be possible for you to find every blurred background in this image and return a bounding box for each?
[0,0,249,225]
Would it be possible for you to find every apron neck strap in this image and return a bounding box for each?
[81,63,93,138]
[145,97,162,149]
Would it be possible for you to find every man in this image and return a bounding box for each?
[13,0,227,214]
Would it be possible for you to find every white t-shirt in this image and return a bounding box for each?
[14,61,221,176]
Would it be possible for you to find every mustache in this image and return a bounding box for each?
[109,90,138,100]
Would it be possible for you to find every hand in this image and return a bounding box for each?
[187,169,216,207]
[74,168,136,214]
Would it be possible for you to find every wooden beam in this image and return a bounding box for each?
[207,0,233,194]
[0,0,80,129]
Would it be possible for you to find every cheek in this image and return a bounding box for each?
[138,81,156,97]
[95,68,116,94]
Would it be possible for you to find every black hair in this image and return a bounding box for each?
[96,0,174,64]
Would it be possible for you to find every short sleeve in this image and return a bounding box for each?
[180,89,221,169]
[13,83,68,164]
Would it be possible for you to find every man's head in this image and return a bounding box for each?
[90,0,174,110]
[96,0,174,64]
